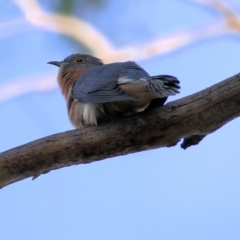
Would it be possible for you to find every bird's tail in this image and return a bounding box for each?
[143,75,180,98]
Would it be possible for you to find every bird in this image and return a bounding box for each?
[48,53,180,128]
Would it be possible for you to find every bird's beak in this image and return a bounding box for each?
[47,61,62,67]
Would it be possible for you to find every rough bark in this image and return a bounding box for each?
[0,73,240,188]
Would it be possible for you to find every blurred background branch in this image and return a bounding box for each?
[0,0,236,103]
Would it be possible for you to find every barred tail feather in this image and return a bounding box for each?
[144,75,180,97]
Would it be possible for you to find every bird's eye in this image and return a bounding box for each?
[74,57,85,64]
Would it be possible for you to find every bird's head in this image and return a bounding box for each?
[48,53,104,98]
[48,53,103,71]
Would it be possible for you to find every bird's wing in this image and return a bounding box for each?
[72,61,149,103]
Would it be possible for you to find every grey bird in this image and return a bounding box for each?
[48,53,180,128]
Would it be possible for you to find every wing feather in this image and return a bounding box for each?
[72,62,149,103]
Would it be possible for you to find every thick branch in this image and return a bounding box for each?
[1,73,240,188]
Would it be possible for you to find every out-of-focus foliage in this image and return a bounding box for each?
[56,0,107,15]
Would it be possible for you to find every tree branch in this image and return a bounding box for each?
[1,73,240,188]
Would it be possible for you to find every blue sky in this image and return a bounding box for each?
[1,0,240,239]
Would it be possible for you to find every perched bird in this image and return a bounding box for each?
[48,54,180,128]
